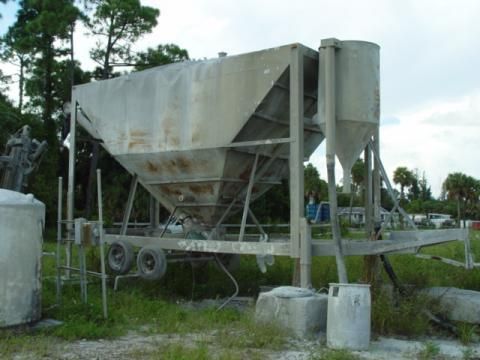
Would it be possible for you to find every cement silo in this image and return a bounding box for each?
[0,190,45,327]
[318,40,380,192]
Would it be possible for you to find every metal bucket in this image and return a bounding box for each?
[326,283,371,350]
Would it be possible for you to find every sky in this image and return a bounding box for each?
[1,0,479,197]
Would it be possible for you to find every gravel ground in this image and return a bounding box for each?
[11,331,480,360]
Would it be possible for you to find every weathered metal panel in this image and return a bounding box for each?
[104,234,291,256]
[318,41,380,187]
[0,190,45,327]
[73,44,323,227]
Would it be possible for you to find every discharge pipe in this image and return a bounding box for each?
[321,39,348,283]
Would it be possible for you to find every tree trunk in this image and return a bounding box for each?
[18,55,24,113]
[69,22,75,92]
[457,196,461,226]
[42,35,56,146]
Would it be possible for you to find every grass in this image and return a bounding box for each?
[458,323,478,345]
[2,231,480,358]
[309,348,360,360]
[0,333,59,359]
[417,341,441,360]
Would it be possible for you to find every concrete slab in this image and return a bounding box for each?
[255,286,328,338]
[424,287,480,324]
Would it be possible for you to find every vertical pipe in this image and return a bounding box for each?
[322,39,348,284]
[121,175,138,236]
[364,145,373,236]
[300,217,312,288]
[56,177,63,305]
[66,101,77,278]
[373,128,381,228]
[78,242,87,303]
[97,169,108,318]
[149,195,156,229]
[154,200,160,228]
[289,44,305,260]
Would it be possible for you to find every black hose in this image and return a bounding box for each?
[380,254,407,296]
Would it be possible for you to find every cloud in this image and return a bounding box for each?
[2,0,480,200]
[308,90,480,198]
[379,90,480,196]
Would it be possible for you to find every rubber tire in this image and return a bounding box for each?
[215,253,240,273]
[107,240,134,275]
[137,246,167,280]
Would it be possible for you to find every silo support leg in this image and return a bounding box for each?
[327,164,348,284]
[238,153,259,242]
[368,140,417,230]
[120,175,138,236]
[300,217,312,288]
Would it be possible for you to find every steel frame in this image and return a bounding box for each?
[64,41,475,293]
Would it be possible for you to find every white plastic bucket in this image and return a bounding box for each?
[326,283,371,350]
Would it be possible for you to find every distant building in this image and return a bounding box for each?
[337,206,393,226]
[427,213,454,229]
[409,213,455,228]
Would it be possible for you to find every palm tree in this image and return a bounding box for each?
[393,167,415,201]
[443,173,479,226]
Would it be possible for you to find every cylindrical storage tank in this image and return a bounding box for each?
[318,40,380,191]
[326,283,371,350]
[0,190,45,327]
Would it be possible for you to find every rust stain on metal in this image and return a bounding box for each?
[161,185,182,196]
[130,130,148,137]
[176,157,192,171]
[146,161,158,173]
[189,184,214,195]
[128,140,146,149]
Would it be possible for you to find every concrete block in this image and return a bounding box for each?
[255,286,328,338]
[424,287,480,323]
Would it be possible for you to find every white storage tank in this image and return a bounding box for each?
[0,189,45,327]
[318,40,380,191]
[326,283,371,350]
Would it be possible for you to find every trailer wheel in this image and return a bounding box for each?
[107,240,134,274]
[137,246,167,280]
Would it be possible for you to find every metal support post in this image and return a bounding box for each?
[364,144,373,236]
[97,169,108,318]
[247,208,267,237]
[56,177,63,305]
[121,174,138,236]
[368,140,417,230]
[299,217,312,288]
[149,196,160,229]
[373,128,381,228]
[289,44,305,259]
[321,38,348,283]
[238,153,259,242]
[79,244,87,303]
[66,101,77,278]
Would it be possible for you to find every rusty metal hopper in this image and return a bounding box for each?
[73,44,323,227]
